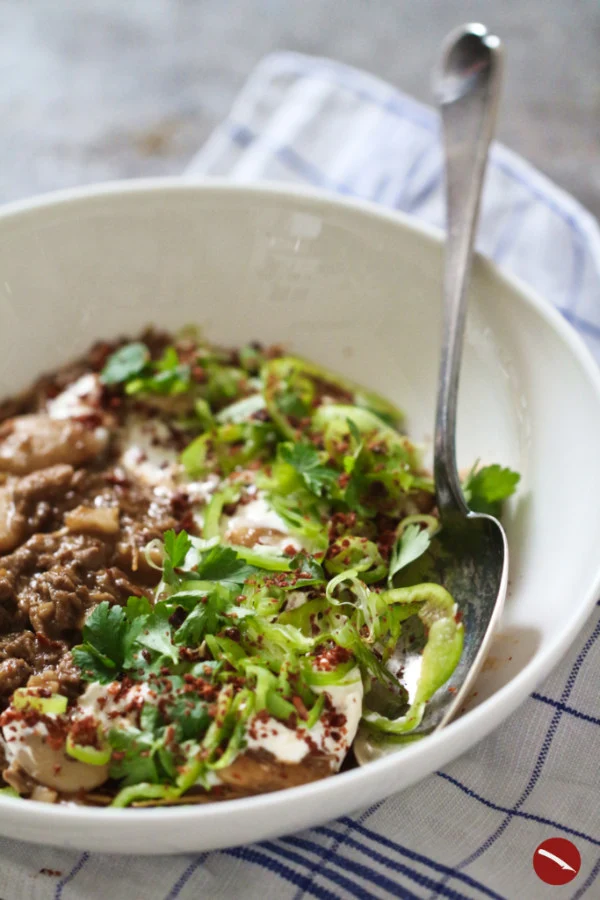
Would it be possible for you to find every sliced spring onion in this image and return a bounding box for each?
[66,732,111,766]
[111,782,181,808]
[0,786,19,798]
[12,690,68,716]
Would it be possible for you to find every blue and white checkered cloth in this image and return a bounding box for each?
[3,52,600,900]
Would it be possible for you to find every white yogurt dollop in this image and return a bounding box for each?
[244,670,363,769]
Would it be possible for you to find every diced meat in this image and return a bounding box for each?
[0,415,108,475]
[64,505,120,536]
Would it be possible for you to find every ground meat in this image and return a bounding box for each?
[15,534,124,639]
[0,631,37,662]
[13,465,75,534]
[0,631,76,703]
[0,657,32,698]
[55,654,83,700]
[0,567,26,633]
[0,531,142,646]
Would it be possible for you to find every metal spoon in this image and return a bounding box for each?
[355,23,507,764]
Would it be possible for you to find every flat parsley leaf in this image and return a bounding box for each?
[135,607,179,664]
[463,464,520,517]
[125,346,191,397]
[161,529,192,587]
[71,646,117,684]
[195,545,261,586]
[388,524,431,586]
[174,590,231,646]
[100,342,149,385]
[289,553,326,587]
[279,442,338,497]
[108,724,160,785]
[84,602,129,656]
[73,597,179,681]
[164,529,192,570]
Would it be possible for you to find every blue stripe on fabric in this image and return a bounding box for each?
[227,122,255,150]
[248,56,592,321]
[224,845,338,899]
[402,162,444,216]
[311,826,472,900]
[532,692,600,728]
[164,853,209,900]
[559,307,600,342]
[427,614,600,898]
[228,122,357,196]
[391,144,438,213]
[571,852,600,899]
[227,110,598,338]
[265,838,407,900]
[371,173,392,204]
[298,57,587,253]
[437,772,600,848]
[338,817,506,900]
[54,852,90,900]
[277,834,423,900]
[491,199,531,264]
[291,802,384,900]
[489,157,587,315]
[226,79,600,340]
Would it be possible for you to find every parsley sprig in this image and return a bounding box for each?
[463,463,520,516]
[101,343,191,396]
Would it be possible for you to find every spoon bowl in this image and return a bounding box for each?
[355,23,506,764]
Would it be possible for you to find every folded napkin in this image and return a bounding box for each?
[2,52,600,900]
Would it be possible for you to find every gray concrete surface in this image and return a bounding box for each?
[1,1,599,216]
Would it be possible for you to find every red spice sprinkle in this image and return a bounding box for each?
[313,644,352,671]
[69,716,101,750]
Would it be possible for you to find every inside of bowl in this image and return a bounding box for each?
[1,184,599,717]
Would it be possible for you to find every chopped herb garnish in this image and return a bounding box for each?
[278,442,338,497]
[100,342,149,385]
[463,463,520,516]
[1,330,520,808]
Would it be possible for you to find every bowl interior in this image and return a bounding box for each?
[0,181,599,852]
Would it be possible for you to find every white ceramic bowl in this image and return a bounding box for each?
[1,180,600,854]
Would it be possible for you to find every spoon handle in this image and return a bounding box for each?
[433,24,504,518]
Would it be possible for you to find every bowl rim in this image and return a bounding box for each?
[1,176,600,833]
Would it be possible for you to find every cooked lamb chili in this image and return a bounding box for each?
[0,329,518,807]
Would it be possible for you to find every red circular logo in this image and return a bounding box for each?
[533,838,581,885]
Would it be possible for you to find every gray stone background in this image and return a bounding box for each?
[2,0,599,216]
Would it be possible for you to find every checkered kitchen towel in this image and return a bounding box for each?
[2,52,600,900]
